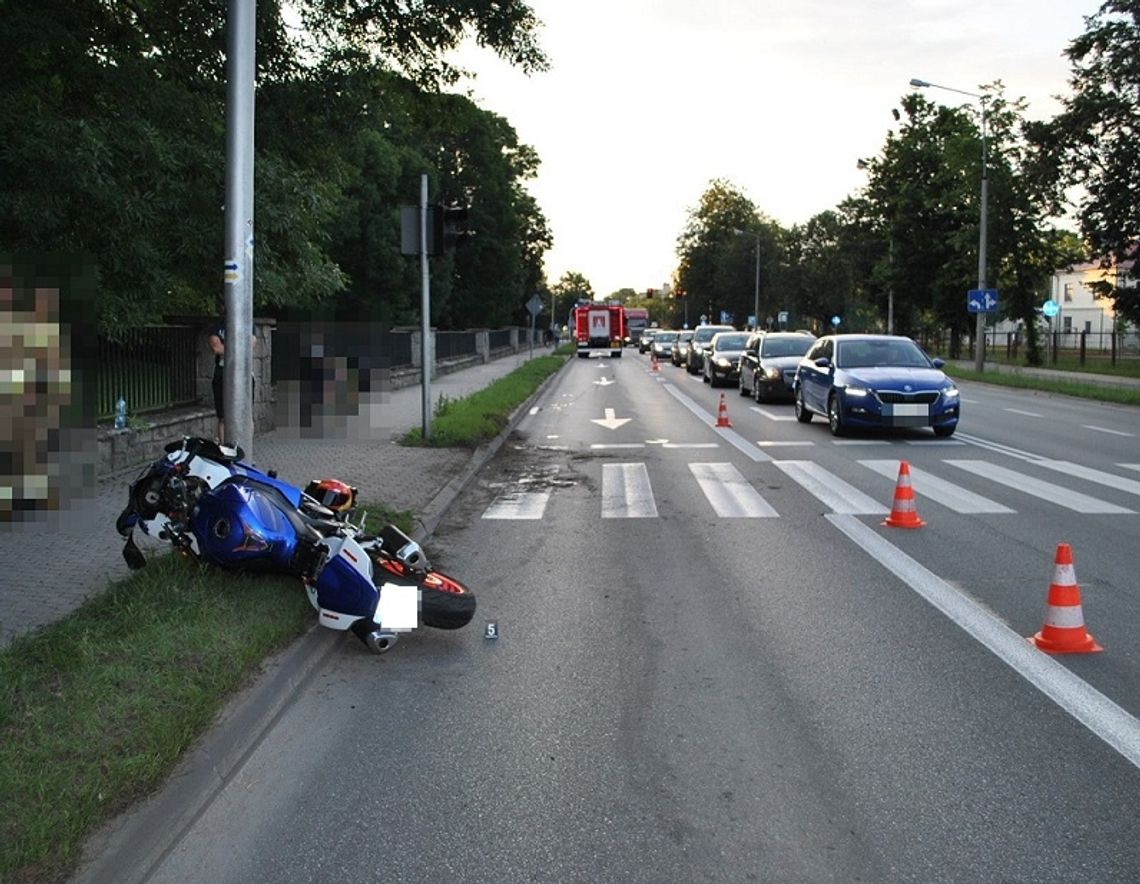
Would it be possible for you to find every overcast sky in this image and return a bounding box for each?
[451,0,1101,298]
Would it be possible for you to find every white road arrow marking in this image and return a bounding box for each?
[591,408,631,430]
[594,377,615,386]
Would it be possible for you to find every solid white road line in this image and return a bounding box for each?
[602,463,658,518]
[1004,408,1043,417]
[828,513,1140,772]
[689,463,779,518]
[860,460,1014,514]
[757,440,815,447]
[663,383,772,462]
[945,460,1134,514]
[772,461,890,515]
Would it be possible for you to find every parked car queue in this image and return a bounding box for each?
[633,327,960,438]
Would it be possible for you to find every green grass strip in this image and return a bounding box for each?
[0,555,313,882]
[401,353,569,448]
[948,365,1140,407]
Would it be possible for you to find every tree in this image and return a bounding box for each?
[293,0,548,88]
[551,271,594,304]
[1029,0,1140,326]
[675,180,784,327]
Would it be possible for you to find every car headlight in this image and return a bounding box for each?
[764,367,781,380]
[843,385,870,398]
[714,357,731,368]
[942,385,960,399]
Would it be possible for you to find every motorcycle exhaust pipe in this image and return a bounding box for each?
[364,629,398,655]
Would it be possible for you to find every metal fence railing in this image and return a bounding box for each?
[488,328,512,351]
[98,326,200,419]
[983,329,1140,368]
[435,331,477,360]
[100,324,534,424]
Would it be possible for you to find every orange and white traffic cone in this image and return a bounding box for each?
[715,393,732,427]
[882,460,925,528]
[650,351,659,372]
[1029,543,1103,654]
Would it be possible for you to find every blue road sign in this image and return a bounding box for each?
[830,315,842,327]
[967,288,999,313]
[1042,299,1060,318]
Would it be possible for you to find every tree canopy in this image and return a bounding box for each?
[1029,0,1140,325]
[0,0,550,335]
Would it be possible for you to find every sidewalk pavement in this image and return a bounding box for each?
[0,348,558,650]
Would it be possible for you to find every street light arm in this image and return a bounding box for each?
[909,77,983,100]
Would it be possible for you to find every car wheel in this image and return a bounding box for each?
[794,387,812,423]
[933,424,956,438]
[827,393,847,437]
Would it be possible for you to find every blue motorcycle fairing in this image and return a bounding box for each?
[190,481,307,573]
[313,550,380,622]
[228,460,304,507]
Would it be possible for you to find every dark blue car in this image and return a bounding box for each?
[793,334,960,437]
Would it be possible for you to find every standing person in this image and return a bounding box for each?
[207,320,256,445]
[207,321,228,444]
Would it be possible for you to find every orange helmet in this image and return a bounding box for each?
[304,478,357,513]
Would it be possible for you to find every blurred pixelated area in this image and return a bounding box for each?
[273,322,401,440]
[1,257,99,527]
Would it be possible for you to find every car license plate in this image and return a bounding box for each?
[889,403,929,417]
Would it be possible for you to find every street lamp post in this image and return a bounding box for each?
[733,229,761,329]
[910,77,989,371]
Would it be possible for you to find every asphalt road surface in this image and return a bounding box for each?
[92,352,1140,883]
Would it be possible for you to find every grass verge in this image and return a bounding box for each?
[0,503,414,884]
[401,351,570,447]
[948,365,1140,407]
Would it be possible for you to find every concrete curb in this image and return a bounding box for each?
[72,353,571,884]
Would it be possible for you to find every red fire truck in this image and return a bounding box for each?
[572,302,626,358]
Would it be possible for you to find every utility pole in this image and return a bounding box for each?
[223,0,256,457]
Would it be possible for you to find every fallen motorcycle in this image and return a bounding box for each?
[115,437,476,653]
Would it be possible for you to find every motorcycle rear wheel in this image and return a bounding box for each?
[374,558,477,630]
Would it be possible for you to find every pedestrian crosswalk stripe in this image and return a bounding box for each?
[903,438,965,446]
[689,463,779,518]
[832,439,890,446]
[1032,460,1140,498]
[750,407,797,421]
[860,460,1014,514]
[1121,464,1140,474]
[482,489,552,520]
[602,463,658,518]
[944,460,1134,514]
[772,461,889,515]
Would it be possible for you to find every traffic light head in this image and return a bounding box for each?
[442,206,469,251]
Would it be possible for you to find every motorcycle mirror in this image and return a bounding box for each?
[122,535,147,571]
